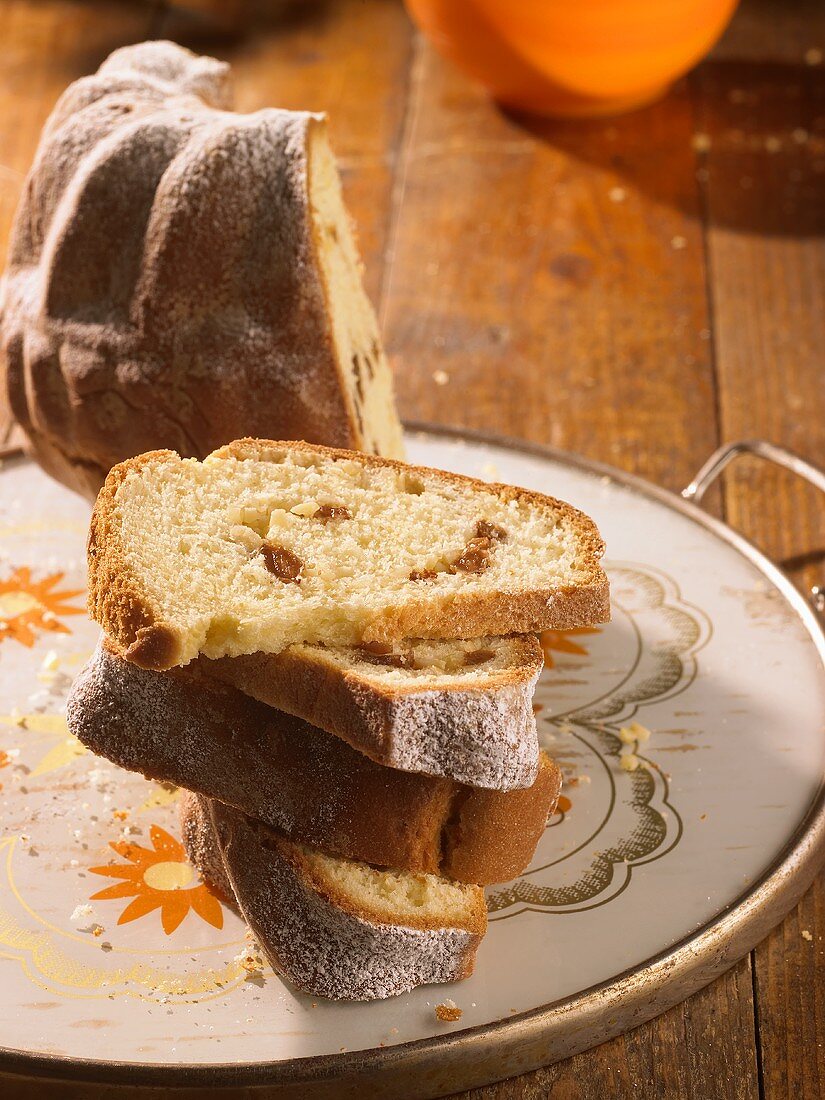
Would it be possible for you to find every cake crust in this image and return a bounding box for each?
[68,639,561,883]
[206,632,544,791]
[180,791,486,1001]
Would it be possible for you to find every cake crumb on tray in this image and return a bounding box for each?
[435,999,463,1022]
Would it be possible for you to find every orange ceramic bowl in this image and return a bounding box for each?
[405,0,739,117]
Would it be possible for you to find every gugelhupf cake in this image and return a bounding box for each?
[0,41,404,497]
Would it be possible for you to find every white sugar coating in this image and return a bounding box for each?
[379,680,539,788]
[67,638,347,840]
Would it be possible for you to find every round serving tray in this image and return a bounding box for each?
[0,425,823,1098]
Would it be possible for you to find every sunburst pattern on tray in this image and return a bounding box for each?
[0,566,84,648]
[89,824,224,935]
[539,626,601,668]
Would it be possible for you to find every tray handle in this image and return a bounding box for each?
[682,440,825,618]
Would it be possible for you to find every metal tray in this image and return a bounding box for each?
[0,426,823,1098]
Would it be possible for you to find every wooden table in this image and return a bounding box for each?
[0,0,823,1095]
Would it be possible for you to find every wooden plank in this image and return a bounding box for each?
[157,0,414,305]
[382,16,758,1099]
[693,0,825,561]
[755,888,825,1100]
[691,3,825,1097]
[448,959,759,1099]
[381,35,720,494]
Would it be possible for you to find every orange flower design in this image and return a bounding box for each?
[89,824,223,935]
[540,627,601,668]
[0,567,84,648]
[0,749,9,791]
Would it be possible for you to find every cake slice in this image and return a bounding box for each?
[68,639,560,880]
[180,790,487,1001]
[204,632,543,789]
[88,438,610,669]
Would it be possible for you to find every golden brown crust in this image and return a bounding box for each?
[87,439,609,669]
[360,582,610,645]
[210,631,542,703]
[245,629,550,695]
[445,755,561,883]
[68,638,560,883]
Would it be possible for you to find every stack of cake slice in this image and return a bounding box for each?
[68,438,609,1000]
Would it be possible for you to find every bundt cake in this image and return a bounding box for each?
[0,41,404,498]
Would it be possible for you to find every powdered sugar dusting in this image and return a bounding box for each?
[182,794,481,1001]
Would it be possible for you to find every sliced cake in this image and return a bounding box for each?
[88,439,610,669]
[204,633,544,789]
[69,638,560,881]
[181,790,487,1001]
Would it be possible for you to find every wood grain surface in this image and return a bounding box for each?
[0,0,822,1097]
